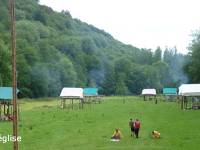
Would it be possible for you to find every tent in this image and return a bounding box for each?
[163,88,177,101]
[141,89,157,103]
[179,84,200,96]
[0,87,19,100]
[60,88,83,98]
[83,88,98,96]
[163,88,177,95]
[60,88,83,109]
[142,89,156,95]
[178,84,200,109]
[0,87,19,121]
[83,88,102,104]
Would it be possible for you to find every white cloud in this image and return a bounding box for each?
[39,0,200,54]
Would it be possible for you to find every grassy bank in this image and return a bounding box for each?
[0,96,200,150]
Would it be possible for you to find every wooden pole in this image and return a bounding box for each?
[10,0,18,149]
[79,99,81,109]
[181,96,183,109]
[7,102,10,115]
[3,102,6,115]
[81,99,83,109]
[183,96,186,109]
[0,103,1,119]
[60,99,62,108]
[155,96,157,104]
[71,98,74,109]
[185,97,187,109]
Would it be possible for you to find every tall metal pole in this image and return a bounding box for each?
[10,0,18,149]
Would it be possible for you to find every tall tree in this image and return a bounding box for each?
[0,40,11,86]
[153,46,162,63]
[184,30,200,82]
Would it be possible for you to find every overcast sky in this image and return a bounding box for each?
[39,0,200,54]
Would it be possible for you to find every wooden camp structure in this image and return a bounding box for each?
[179,84,200,109]
[163,88,177,101]
[142,89,157,104]
[0,87,19,121]
[83,88,102,104]
[60,88,84,109]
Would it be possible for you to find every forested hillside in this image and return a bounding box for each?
[0,0,187,98]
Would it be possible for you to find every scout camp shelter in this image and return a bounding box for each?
[83,88,98,96]
[60,87,84,109]
[163,88,177,101]
[83,88,102,104]
[0,87,19,121]
[179,84,200,109]
[141,89,157,104]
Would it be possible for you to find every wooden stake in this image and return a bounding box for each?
[9,0,18,149]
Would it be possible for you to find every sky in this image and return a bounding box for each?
[39,0,200,54]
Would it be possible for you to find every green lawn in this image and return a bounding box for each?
[0,96,200,150]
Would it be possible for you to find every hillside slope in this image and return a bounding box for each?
[0,0,187,97]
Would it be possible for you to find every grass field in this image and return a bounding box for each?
[0,96,200,150]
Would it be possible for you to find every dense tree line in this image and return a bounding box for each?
[101,47,187,95]
[184,30,200,83]
[0,0,187,97]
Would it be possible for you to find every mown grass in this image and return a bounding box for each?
[0,96,200,150]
